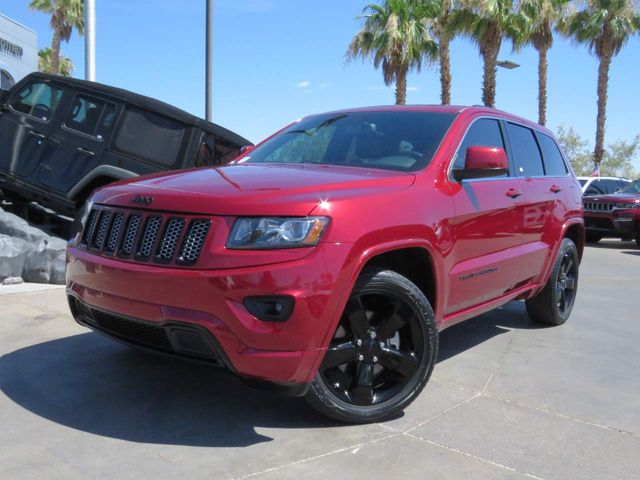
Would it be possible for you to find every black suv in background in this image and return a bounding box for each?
[0,73,251,221]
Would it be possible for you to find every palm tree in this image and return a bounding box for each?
[38,47,74,76]
[517,0,571,125]
[29,0,84,76]
[451,0,519,107]
[347,0,439,105]
[561,0,640,164]
[429,0,456,104]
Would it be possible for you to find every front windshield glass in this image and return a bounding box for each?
[242,111,456,172]
[578,179,587,186]
[618,179,640,194]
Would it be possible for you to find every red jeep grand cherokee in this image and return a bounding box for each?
[583,179,640,246]
[67,106,584,423]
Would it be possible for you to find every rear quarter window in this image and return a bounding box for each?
[114,108,186,166]
[537,133,568,176]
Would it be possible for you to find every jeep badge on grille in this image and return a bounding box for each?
[130,195,153,206]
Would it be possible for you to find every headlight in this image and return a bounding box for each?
[614,203,640,210]
[227,216,329,249]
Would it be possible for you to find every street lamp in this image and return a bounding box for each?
[497,60,520,70]
[205,0,213,121]
[85,0,96,80]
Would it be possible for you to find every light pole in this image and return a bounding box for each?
[85,0,96,81]
[205,0,213,121]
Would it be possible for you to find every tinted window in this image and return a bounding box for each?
[453,118,505,170]
[10,81,63,122]
[506,123,544,177]
[65,95,115,138]
[243,111,455,172]
[114,108,186,166]
[537,133,567,176]
[602,179,623,194]
[1,69,14,90]
[584,180,604,196]
[579,179,587,186]
[619,179,640,194]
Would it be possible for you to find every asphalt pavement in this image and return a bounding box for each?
[1,240,639,479]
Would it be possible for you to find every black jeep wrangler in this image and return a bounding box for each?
[0,73,251,223]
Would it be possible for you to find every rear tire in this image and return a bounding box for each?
[635,233,640,248]
[305,269,438,423]
[585,232,603,243]
[526,238,579,326]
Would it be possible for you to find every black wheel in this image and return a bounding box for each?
[585,232,603,243]
[635,233,640,248]
[526,238,579,326]
[305,269,438,423]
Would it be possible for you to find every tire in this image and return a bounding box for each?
[636,233,640,249]
[585,231,603,243]
[305,269,438,423]
[526,238,579,326]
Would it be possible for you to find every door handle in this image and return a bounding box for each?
[506,188,523,199]
[41,164,52,172]
[28,130,46,140]
[48,136,61,146]
[550,185,562,193]
[77,147,95,157]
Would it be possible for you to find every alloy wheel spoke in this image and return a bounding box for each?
[380,348,418,378]
[351,361,374,405]
[346,296,369,339]
[322,342,358,370]
[377,302,409,341]
[564,276,576,291]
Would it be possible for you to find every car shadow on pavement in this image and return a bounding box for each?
[0,301,539,447]
[621,250,640,256]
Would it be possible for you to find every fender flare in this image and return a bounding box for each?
[319,237,445,350]
[68,166,139,201]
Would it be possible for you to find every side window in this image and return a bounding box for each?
[537,133,568,176]
[584,180,604,196]
[453,118,505,171]
[10,81,63,122]
[65,95,116,138]
[114,108,186,166]
[1,69,15,90]
[506,123,544,177]
[195,132,214,167]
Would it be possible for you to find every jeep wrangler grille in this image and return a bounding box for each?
[80,207,212,267]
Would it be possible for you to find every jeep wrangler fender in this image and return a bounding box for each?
[69,166,139,202]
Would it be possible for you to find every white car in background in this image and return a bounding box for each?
[578,176,631,196]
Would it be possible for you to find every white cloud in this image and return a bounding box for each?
[296,80,311,88]
[407,86,419,92]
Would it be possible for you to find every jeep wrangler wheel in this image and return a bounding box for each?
[526,238,579,326]
[305,269,438,423]
[585,232,603,243]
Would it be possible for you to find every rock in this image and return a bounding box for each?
[22,237,67,285]
[0,234,33,281]
[0,209,49,243]
[2,276,24,285]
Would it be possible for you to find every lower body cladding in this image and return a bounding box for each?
[66,243,354,396]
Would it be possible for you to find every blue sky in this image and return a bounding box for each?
[2,0,639,167]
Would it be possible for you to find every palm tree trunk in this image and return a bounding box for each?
[538,47,548,126]
[50,28,61,75]
[395,68,408,105]
[439,32,452,105]
[594,53,612,164]
[481,42,500,108]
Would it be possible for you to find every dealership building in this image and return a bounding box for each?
[0,13,38,90]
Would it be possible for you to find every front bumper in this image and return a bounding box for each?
[584,212,639,237]
[66,242,355,387]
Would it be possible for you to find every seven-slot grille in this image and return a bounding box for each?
[80,206,211,267]
[583,201,615,212]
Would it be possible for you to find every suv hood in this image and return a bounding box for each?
[93,163,416,216]
[583,193,640,203]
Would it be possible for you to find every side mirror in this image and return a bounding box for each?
[453,146,509,181]
[239,145,254,156]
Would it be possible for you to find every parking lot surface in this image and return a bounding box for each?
[1,241,639,479]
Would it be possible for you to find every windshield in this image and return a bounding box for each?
[579,179,587,186]
[242,111,456,172]
[618,179,640,194]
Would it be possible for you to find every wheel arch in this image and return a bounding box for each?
[68,166,138,206]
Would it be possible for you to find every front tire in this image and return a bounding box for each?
[305,269,438,423]
[526,238,579,326]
